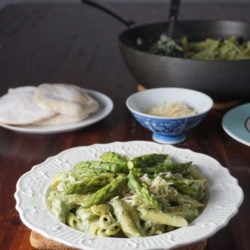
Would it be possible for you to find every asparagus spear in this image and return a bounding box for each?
[164,185,204,209]
[127,153,167,169]
[128,171,161,210]
[130,161,192,178]
[73,160,123,173]
[160,161,192,174]
[171,179,206,201]
[100,152,128,173]
[72,164,108,176]
[66,173,116,194]
[84,174,127,208]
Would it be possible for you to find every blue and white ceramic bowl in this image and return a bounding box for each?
[126,88,213,144]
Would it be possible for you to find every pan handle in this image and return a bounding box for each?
[81,0,135,28]
[168,0,181,37]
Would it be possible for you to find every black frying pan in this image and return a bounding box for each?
[82,0,250,101]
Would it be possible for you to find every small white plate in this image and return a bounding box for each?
[0,89,113,134]
[222,103,250,146]
[15,141,243,250]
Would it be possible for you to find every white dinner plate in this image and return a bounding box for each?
[222,103,250,146]
[0,89,113,134]
[15,141,243,250]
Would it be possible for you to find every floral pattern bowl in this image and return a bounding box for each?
[126,88,213,144]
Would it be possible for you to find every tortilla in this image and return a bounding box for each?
[34,83,99,118]
[0,86,56,125]
[34,112,89,126]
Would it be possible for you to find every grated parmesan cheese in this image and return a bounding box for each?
[147,102,197,118]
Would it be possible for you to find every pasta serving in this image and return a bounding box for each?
[47,152,207,238]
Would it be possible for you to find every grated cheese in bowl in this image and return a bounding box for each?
[147,102,197,118]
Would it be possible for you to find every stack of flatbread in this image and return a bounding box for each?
[0,83,99,126]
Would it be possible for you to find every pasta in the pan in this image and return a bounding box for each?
[151,34,250,60]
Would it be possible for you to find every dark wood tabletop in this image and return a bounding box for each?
[0,2,249,250]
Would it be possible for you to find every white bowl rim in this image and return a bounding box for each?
[126,87,214,120]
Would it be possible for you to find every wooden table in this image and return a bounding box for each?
[0,2,249,250]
